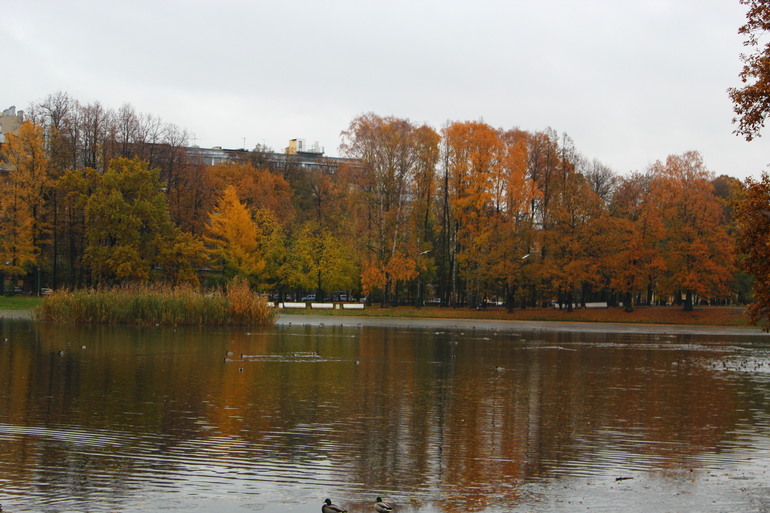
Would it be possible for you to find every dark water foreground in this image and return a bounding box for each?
[1,318,769,513]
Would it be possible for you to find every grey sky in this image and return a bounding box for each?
[3,0,768,179]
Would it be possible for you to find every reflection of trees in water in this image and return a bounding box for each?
[0,322,751,511]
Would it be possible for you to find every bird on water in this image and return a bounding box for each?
[322,498,347,513]
[375,497,394,512]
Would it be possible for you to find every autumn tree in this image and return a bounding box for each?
[84,158,177,283]
[410,125,441,305]
[736,173,770,327]
[167,157,216,235]
[55,167,100,287]
[204,185,265,281]
[729,0,770,140]
[341,114,437,305]
[250,207,287,291]
[527,129,561,230]
[648,152,735,310]
[484,130,538,311]
[514,128,562,307]
[713,175,752,303]
[0,120,52,291]
[441,121,499,305]
[157,231,208,285]
[0,181,36,290]
[27,92,80,287]
[540,168,606,310]
[207,161,295,222]
[282,221,356,298]
[607,172,665,311]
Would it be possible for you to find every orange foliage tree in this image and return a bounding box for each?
[442,122,536,308]
[736,173,770,328]
[207,161,294,221]
[540,168,606,310]
[648,152,735,310]
[607,172,665,311]
[729,0,770,140]
[341,113,439,305]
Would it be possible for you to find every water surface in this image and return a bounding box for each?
[1,317,769,512]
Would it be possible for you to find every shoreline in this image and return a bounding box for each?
[275,313,769,336]
[2,308,764,336]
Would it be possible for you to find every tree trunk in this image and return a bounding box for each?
[684,289,694,311]
[624,291,634,313]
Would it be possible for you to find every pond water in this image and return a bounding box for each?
[1,316,770,513]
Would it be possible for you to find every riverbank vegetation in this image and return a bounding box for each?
[0,297,752,328]
[36,279,274,326]
[0,93,753,326]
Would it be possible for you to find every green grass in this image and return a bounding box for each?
[0,295,42,310]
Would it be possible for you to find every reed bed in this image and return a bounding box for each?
[36,280,274,326]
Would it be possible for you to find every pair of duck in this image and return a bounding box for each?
[323,497,392,513]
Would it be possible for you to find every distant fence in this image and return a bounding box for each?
[272,302,365,310]
[552,301,608,309]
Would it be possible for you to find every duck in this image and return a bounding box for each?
[374,497,394,512]
[323,498,347,513]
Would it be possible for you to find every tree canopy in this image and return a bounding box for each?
[729,0,770,140]
[0,93,747,311]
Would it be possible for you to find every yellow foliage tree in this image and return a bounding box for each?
[3,120,51,243]
[0,184,36,279]
[0,120,49,286]
[204,185,265,280]
[284,221,356,296]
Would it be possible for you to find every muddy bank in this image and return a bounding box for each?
[276,313,769,336]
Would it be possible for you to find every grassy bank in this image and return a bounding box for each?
[0,296,42,311]
[279,304,756,328]
[36,281,274,326]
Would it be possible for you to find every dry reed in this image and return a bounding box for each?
[36,281,274,326]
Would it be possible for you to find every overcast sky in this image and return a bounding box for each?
[3,0,768,179]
